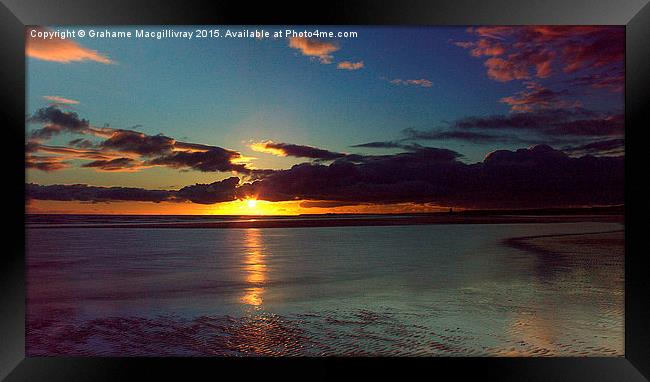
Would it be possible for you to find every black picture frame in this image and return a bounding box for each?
[1,0,648,380]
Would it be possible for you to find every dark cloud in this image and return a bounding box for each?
[356,146,462,163]
[25,104,623,210]
[28,106,90,140]
[27,145,624,209]
[26,106,253,174]
[389,78,433,88]
[25,156,68,172]
[567,67,625,93]
[236,148,466,204]
[25,141,41,153]
[251,141,347,161]
[350,141,432,151]
[82,158,141,171]
[452,109,623,138]
[351,141,405,149]
[26,183,175,203]
[562,138,624,156]
[545,113,624,137]
[238,145,623,208]
[401,129,511,143]
[99,130,176,156]
[354,108,620,147]
[26,177,241,205]
[147,148,249,173]
[99,130,249,173]
[176,177,240,204]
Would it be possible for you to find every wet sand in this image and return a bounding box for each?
[27,221,624,356]
[504,229,624,258]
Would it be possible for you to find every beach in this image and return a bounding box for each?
[26,215,624,356]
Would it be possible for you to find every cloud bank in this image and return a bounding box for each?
[28,145,623,209]
[26,106,253,174]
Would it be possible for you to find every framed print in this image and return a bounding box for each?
[1,0,649,380]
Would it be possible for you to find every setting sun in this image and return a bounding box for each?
[247,199,258,209]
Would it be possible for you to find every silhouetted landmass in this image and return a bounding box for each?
[27,205,624,229]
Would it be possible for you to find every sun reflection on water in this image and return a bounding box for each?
[241,228,266,308]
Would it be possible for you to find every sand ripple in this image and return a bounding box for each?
[27,307,621,357]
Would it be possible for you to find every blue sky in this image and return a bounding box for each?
[25,26,625,213]
[27,27,532,163]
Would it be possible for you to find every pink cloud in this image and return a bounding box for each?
[484,57,530,82]
[499,82,579,112]
[43,95,79,105]
[471,26,515,40]
[288,37,339,64]
[455,39,506,57]
[26,27,112,64]
[455,26,623,90]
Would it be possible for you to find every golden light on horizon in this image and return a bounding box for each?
[28,199,451,215]
[210,199,301,215]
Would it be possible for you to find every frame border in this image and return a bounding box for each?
[1,0,648,380]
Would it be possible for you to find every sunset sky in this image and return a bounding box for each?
[25,26,624,214]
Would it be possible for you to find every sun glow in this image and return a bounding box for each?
[28,199,452,215]
[249,141,287,157]
[205,199,301,215]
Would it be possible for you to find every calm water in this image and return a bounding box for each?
[26,219,624,356]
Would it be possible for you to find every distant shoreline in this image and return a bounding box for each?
[27,213,624,229]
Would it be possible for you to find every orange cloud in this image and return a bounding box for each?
[249,141,287,157]
[43,95,79,105]
[26,27,112,64]
[249,140,346,160]
[337,61,364,70]
[25,154,69,172]
[288,37,339,64]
